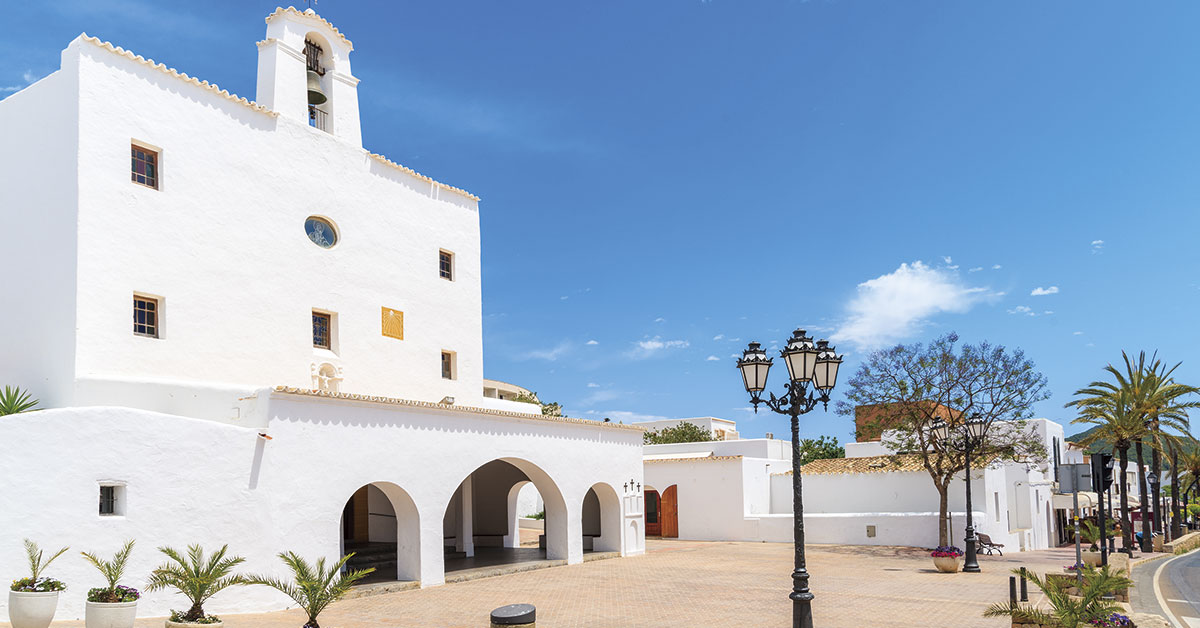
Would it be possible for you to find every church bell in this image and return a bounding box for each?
[306,70,327,105]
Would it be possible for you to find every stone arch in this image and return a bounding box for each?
[339,481,420,582]
[442,457,568,562]
[583,482,623,553]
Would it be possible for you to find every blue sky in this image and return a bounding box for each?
[5,1,1200,442]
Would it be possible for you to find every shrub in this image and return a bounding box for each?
[983,565,1133,628]
[0,386,38,416]
[10,539,69,593]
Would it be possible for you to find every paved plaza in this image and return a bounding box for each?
[16,539,1147,628]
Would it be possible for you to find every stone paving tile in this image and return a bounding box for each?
[21,541,1135,628]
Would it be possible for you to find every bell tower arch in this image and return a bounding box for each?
[255,7,362,147]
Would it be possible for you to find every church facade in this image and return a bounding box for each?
[0,7,644,621]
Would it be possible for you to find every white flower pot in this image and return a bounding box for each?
[1082,551,1103,567]
[165,620,223,628]
[8,590,60,628]
[932,555,961,573]
[85,600,139,628]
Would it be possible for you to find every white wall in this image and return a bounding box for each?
[645,439,790,461]
[0,58,80,409]
[644,458,747,541]
[0,394,644,622]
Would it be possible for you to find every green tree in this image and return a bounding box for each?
[795,436,845,466]
[835,333,1049,546]
[513,392,562,417]
[246,552,374,628]
[146,544,247,623]
[643,422,716,445]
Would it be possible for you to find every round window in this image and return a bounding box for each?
[305,216,338,249]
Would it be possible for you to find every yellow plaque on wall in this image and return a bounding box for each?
[381,307,404,340]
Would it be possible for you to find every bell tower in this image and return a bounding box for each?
[255,7,362,147]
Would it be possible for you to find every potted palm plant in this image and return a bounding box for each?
[246,551,374,628]
[983,564,1134,627]
[81,540,140,628]
[145,544,246,627]
[1079,520,1112,567]
[9,539,69,628]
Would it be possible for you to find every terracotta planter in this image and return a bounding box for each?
[932,555,961,573]
[1082,551,1103,567]
[165,620,223,628]
[85,600,138,628]
[8,590,61,628]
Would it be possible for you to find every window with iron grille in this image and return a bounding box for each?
[441,351,455,380]
[313,311,332,349]
[99,486,117,515]
[439,250,453,280]
[133,295,159,338]
[131,144,158,189]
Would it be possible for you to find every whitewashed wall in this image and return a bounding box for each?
[0,395,644,622]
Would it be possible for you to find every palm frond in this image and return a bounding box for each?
[80,539,135,591]
[0,386,39,415]
[24,538,70,581]
[246,551,374,623]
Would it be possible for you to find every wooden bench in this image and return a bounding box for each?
[976,533,1004,556]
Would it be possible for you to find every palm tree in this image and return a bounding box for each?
[983,565,1133,628]
[1067,385,1141,554]
[1068,351,1196,553]
[80,539,136,603]
[245,552,374,628]
[145,544,246,623]
[0,386,38,415]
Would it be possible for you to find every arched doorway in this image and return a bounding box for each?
[582,483,622,553]
[339,482,420,583]
[661,485,679,538]
[645,487,661,537]
[442,458,567,574]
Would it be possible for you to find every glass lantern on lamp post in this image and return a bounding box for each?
[737,330,842,628]
[931,414,988,573]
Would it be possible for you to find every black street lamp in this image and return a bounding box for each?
[931,415,989,573]
[737,329,842,628]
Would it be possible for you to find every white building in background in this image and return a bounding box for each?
[640,413,1082,551]
[637,416,739,440]
[0,7,644,622]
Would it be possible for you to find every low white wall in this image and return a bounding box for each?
[748,511,987,547]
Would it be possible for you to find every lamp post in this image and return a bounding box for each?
[1147,471,1160,545]
[737,329,842,628]
[931,414,989,573]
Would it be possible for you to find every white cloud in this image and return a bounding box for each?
[654,317,666,323]
[1073,331,1084,336]
[518,341,571,361]
[712,334,724,341]
[992,264,1002,270]
[1043,311,1054,315]
[968,267,983,273]
[943,256,953,264]
[587,382,600,388]
[1030,286,1059,296]
[1091,239,1104,254]
[1007,305,1034,316]
[706,355,721,361]
[0,69,37,93]
[580,389,621,405]
[832,261,991,350]
[586,340,599,346]
[627,336,689,359]
[560,296,569,300]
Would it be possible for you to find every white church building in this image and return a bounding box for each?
[0,7,645,622]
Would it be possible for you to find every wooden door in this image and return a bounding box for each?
[645,490,661,536]
[661,485,679,538]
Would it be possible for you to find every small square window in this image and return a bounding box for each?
[441,351,455,380]
[99,484,125,516]
[133,295,159,338]
[313,311,332,349]
[439,250,454,280]
[131,144,158,189]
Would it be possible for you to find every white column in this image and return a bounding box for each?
[461,475,474,558]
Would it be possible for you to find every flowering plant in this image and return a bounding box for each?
[11,577,66,592]
[87,585,140,603]
[1063,562,1086,571]
[930,546,963,558]
[1089,612,1133,627]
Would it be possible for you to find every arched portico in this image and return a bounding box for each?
[339,481,420,583]
[582,482,623,554]
[440,457,568,575]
